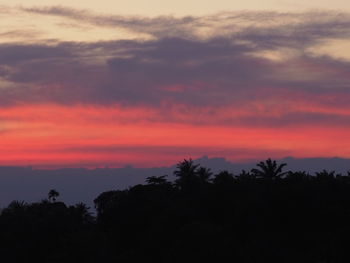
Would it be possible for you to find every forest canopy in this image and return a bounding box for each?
[1,158,350,262]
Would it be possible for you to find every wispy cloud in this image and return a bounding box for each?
[20,6,350,42]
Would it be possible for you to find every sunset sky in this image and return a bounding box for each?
[1,1,350,168]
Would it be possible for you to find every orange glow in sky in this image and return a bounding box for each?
[1,104,350,168]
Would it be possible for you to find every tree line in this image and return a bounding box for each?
[1,158,350,262]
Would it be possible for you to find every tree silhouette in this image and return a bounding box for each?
[48,189,60,202]
[174,158,198,177]
[146,175,169,185]
[174,158,200,190]
[1,158,350,262]
[212,171,235,185]
[251,158,287,180]
[197,167,213,183]
[2,200,27,215]
[71,202,94,224]
[285,171,310,182]
[315,170,337,180]
[94,190,120,216]
[236,169,256,181]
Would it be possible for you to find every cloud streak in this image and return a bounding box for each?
[21,6,350,42]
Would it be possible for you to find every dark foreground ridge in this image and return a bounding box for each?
[1,158,350,262]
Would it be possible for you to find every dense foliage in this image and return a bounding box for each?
[1,158,350,262]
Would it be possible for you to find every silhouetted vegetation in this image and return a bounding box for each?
[1,158,350,262]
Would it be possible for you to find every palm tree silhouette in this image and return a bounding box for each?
[251,158,287,180]
[315,170,338,181]
[146,175,169,185]
[212,171,235,185]
[237,169,256,181]
[197,167,212,182]
[174,158,200,190]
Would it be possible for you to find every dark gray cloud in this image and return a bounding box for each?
[0,38,269,106]
[237,111,350,127]
[1,38,349,105]
[0,44,71,64]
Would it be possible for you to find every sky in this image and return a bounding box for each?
[1,1,350,168]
